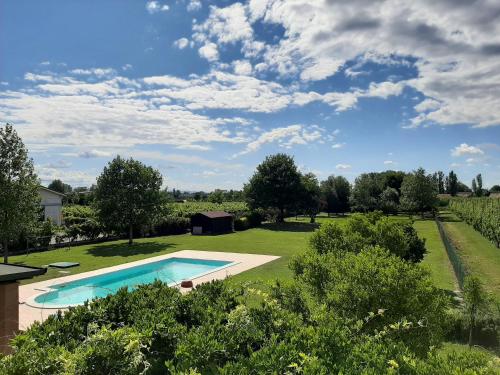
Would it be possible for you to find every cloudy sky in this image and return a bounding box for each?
[1,0,500,190]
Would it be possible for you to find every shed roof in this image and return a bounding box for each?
[196,211,233,219]
[39,186,66,197]
[0,264,47,283]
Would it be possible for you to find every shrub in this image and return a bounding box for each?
[153,216,190,236]
[234,217,250,231]
[63,205,102,240]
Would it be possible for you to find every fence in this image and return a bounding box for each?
[435,217,468,288]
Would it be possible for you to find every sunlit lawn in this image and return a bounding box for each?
[440,210,500,302]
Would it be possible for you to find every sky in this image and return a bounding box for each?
[1,0,500,191]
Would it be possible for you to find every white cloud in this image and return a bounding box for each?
[234,124,324,157]
[331,143,345,149]
[187,0,202,12]
[198,42,219,61]
[451,143,484,157]
[173,37,190,50]
[336,164,352,170]
[146,1,169,14]
[383,160,396,165]
[232,60,253,75]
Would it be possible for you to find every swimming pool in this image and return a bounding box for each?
[29,257,234,308]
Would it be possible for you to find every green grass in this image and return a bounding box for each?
[440,211,500,302]
[415,219,457,291]
[11,214,456,295]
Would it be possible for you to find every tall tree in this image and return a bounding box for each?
[299,173,321,223]
[379,187,399,215]
[437,171,445,194]
[471,179,478,196]
[244,154,302,222]
[94,156,164,245]
[47,179,72,194]
[447,171,458,196]
[0,124,40,263]
[350,173,383,212]
[476,174,483,197]
[320,175,351,215]
[400,168,437,218]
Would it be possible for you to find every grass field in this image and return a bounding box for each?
[441,211,500,302]
[10,214,457,295]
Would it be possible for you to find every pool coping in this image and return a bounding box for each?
[18,250,280,330]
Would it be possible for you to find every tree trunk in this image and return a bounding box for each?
[128,224,134,245]
[278,208,285,223]
[468,313,474,347]
[3,240,8,264]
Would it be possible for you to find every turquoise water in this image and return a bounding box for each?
[33,257,233,307]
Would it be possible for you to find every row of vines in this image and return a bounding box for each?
[448,198,500,248]
[166,201,248,218]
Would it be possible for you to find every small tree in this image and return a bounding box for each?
[244,154,302,222]
[400,168,437,218]
[94,156,164,245]
[462,275,490,347]
[0,124,40,263]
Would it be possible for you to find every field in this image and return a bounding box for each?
[441,210,500,302]
[11,215,458,295]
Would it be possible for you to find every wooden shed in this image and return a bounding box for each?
[191,211,233,235]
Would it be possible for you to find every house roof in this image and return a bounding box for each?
[197,211,233,219]
[39,186,66,197]
[0,264,47,283]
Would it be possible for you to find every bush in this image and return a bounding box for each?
[447,309,500,349]
[234,217,250,231]
[63,205,102,240]
[152,216,190,236]
[246,211,263,227]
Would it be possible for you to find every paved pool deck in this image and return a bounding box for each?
[18,250,280,330]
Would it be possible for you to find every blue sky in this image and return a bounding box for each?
[1,0,499,190]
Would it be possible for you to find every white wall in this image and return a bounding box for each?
[38,188,63,225]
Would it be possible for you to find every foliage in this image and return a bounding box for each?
[449,198,500,247]
[463,276,492,347]
[47,179,72,195]
[350,173,384,212]
[491,185,500,193]
[298,173,321,222]
[167,201,248,218]
[446,171,458,196]
[379,187,400,215]
[152,216,190,236]
[0,123,41,263]
[320,175,351,215]
[400,168,437,217]
[244,154,303,222]
[63,205,102,240]
[305,213,426,262]
[94,156,164,245]
[3,277,496,373]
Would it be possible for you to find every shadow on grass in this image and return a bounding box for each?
[260,221,319,232]
[86,241,172,257]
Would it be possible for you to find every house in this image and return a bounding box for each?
[190,211,233,235]
[38,186,64,225]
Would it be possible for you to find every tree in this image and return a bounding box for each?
[244,154,302,222]
[320,175,351,215]
[471,179,478,196]
[0,124,40,263]
[208,189,224,204]
[475,174,484,197]
[447,171,458,196]
[437,171,445,194]
[47,179,72,194]
[400,168,437,217]
[457,181,471,192]
[462,276,490,347]
[350,173,383,212]
[490,185,500,193]
[299,173,321,223]
[379,187,399,215]
[94,156,164,245]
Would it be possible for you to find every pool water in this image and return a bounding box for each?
[32,257,233,308]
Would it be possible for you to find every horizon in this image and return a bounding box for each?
[1,0,500,190]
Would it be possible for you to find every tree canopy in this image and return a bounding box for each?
[244,154,302,222]
[400,168,437,217]
[0,124,40,263]
[320,175,351,215]
[94,156,164,244]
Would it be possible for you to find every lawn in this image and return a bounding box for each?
[11,214,457,295]
[440,210,500,302]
